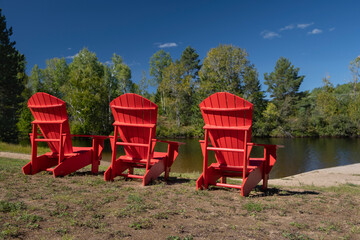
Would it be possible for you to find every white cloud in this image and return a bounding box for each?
[65,54,78,60]
[67,48,72,50]
[329,27,335,32]
[280,24,295,31]
[261,31,281,39]
[297,23,314,29]
[308,28,323,35]
[158,42,178,48]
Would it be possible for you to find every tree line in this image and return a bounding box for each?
[1,9,360,143]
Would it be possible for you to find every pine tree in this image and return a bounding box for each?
[0,9,26,142]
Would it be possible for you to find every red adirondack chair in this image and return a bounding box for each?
[104,93,184,185]
[22,92,107,177]
[196,92,278,196]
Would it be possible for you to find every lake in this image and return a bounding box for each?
[73,137,360,179]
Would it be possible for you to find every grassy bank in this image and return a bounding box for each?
[0,157,359,239]
[0,142,48,155]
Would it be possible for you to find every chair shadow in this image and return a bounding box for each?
[67,170,106,177]
[249,185,319,198]
[202,185,319,197]
[162,176,192,185]
[66,171,192,185]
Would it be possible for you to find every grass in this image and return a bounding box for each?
[0,157,359,239]
[0,141,48,155]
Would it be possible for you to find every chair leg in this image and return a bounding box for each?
[143,161,165,186]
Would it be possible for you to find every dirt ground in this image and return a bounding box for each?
[1,157,360,240]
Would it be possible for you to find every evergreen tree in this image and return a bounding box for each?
[180,46,201,80]
[180,46,202,126]
[0,9,26,142]
[264,57,304,129]
[264,57,304,104]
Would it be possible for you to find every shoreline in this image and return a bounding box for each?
[1,151,359,187]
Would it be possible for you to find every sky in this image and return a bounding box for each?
[1,0,360,93]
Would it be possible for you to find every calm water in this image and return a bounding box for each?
[73,137,360,179]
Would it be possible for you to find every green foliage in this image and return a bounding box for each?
[180,46,201,79]
[8,39,360,139]
[160,61,192,127]
[42,58,69,98]
[264,57,304,102]
[349,56,360,96]
[0,9,26,143]
[149,49,172,86]
[64,48,108,134]
[199,44,251,96]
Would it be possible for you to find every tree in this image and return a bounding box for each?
[199,44,254,96]
[110,53,132,95]
[41,58,69,98]
[349,56,360,96]
[264,57,304,102]
[160,61,191,127]
[138,70,149,97]
[65,48,108,134]
[264,57,304,118]
[0,9,26,142]
[27,64,43,94]
[243,64,266,122]
[180,46,202,126]
[180,46,201,80]
[149,49,172,113]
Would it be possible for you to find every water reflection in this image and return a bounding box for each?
[72,137,360,179]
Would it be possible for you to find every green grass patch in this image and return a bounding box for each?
[0,141,48,155]
[242,201,264,213]
[0,200,27,213]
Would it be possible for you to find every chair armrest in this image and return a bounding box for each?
[71,135,108,139]
[152,139,186,146]
[247,142,284,149]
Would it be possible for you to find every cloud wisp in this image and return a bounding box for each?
[158,42,178,48]
[261,31,281,39]
[65,54,78,60]
[308,28,323,35]
[297,23,314,29]
[262,22,324,39]
[280,24,295,31]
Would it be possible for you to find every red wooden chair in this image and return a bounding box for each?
[22,92,107,177]
[196,92,278,196]
[104,93,184,185]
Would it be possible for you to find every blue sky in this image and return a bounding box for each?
[1,0,360,93]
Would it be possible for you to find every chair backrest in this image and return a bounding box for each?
[28,92,73,154]
[110,93,158,159]
[200,92,253,167]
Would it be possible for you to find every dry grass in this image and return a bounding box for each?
[0,157,359,240]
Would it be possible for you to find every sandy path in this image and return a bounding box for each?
[269,163,360,187]
[1,151,359,187]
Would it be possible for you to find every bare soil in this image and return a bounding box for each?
[0,157,360,240]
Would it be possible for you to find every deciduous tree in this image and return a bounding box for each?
[65,48,108,134]
[149,50,172,113]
